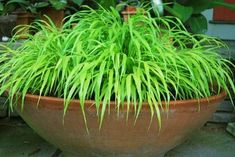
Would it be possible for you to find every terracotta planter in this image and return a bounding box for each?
[41,8,65,27]
[13,12,35,39]
[213,0,235,22]
[15,12,35,25]
[122,6,138,22]
[15,90,226,157]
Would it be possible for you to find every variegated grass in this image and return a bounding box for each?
[0,7,234,130]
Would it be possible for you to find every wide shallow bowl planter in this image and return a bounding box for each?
[15,91,226,157]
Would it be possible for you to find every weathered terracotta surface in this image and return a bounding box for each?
[122,6,137,22]
[41,8,64,27]
[213,0,235,22]
[15,12,34,25]
[16,91,226,157]
[13,12,34,39]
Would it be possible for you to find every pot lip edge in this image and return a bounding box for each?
[18,89,227,107]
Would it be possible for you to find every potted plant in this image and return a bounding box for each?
[0,6,234,157]
[0,0,17,41]
[40,0,84,27]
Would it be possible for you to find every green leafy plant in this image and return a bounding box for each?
[93,0,117,9]
[0,0,49,14]
[116,0,141,11]
[0,7,234,128]
[48,0,84,10]
[0,0,8,15]
[1,0,85,14]
[82,0,141,10]
[45,0,85,16]
[162,0,235,33]
[0,0,20,15]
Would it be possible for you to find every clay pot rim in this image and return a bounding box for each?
[41,7,65,12]
[121,10,138,15]
[12,12,35,18]
[121,6,146,15]
[21,89,226,108]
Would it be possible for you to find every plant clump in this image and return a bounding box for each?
[0,7,234,128]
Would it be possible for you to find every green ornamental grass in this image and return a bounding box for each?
[0,7,234,128]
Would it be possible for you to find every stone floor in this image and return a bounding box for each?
[0,118,235,157]
[165,123,235,157]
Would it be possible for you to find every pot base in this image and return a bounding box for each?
[15,91,226,157]
[61,151,165,157]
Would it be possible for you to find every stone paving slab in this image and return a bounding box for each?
[227,123,235,137]
[210,112,235,123]
[0,118,235,157]
[165,123,235,157]
[0,118,58,157]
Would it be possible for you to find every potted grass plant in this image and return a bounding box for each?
[0,6,235,157]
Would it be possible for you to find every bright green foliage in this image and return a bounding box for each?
[0,7,234,128]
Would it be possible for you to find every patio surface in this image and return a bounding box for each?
[0,118,235,157]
